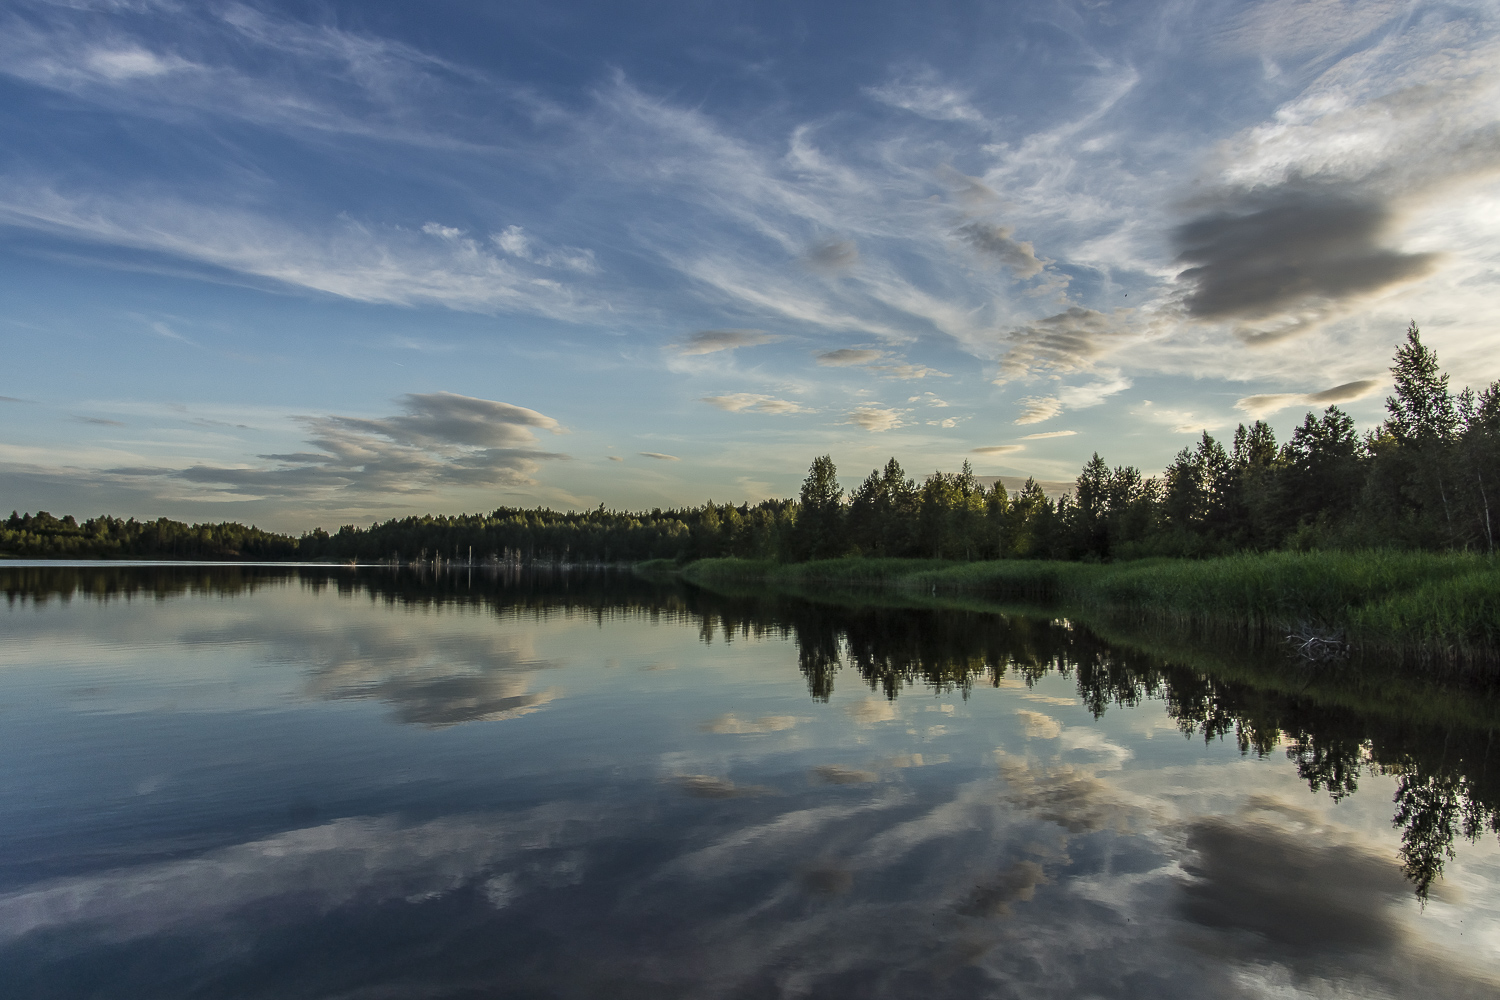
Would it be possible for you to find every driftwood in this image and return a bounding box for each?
[1285,621,1351,664]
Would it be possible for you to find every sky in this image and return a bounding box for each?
[2,0,1499,532]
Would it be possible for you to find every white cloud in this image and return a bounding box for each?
[1056,375,1132,410]
[1134,400,1215,435]
[699,714,800,734]
[847,405,906,432]
[699,393,813,415]
[1015,397,1063,425]
[1020,430,1077,440]
[85,45,195,81]
[0,809,590,943]
[973,445,1025,455]
[639,451,680,461]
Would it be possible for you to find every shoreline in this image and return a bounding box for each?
[644,552,1500,675]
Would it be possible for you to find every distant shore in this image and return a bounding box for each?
[642,552,1500,675]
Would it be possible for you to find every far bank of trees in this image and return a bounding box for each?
[4,324,1496,564]
[0,511,302,560]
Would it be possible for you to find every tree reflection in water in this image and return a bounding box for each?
[6,561,1497,898]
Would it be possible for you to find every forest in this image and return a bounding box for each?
[3,324,1497,565]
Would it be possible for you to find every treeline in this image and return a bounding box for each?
[1,511,301,560]
[3,324,1495,564]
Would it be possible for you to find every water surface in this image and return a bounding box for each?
[2,564,1498,998]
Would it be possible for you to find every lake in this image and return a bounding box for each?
[2,563,1498,998]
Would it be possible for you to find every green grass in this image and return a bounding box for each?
[675,552,1500,671]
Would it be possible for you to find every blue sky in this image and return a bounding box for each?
[3,0,1499,531]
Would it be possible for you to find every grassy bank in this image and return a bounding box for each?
[672,552,1500,672]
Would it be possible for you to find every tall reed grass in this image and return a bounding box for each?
[677,551,1500,672]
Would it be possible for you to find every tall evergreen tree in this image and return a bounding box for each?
[794,454,846,560]
[1385,322,1460,543]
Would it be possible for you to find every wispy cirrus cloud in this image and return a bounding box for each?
[864,71,984,124]
[488,225,597,273]
[0,0,516,149]
[0,188,602,319]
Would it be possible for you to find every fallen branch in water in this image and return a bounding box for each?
[1287,621,1350,664]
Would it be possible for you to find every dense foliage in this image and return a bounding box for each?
[4,324,1496,564]
[0,511,301,560]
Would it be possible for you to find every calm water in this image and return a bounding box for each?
[2,564,1499,999]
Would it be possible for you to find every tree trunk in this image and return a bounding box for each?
[1477,466,1495,554]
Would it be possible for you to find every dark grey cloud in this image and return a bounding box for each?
[1307,378,1379,404]
[98,392,569,500]
[322,391,559,450]
[1179,815,1409,955]
[817,347,884,366]
[1173,803,1500,996]
[675,329,780,355]
[956,221,1044,279]
[1174,185,1438,342]
[0,396,28,403]
[75,416,125,426]
[805,239,859,274]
